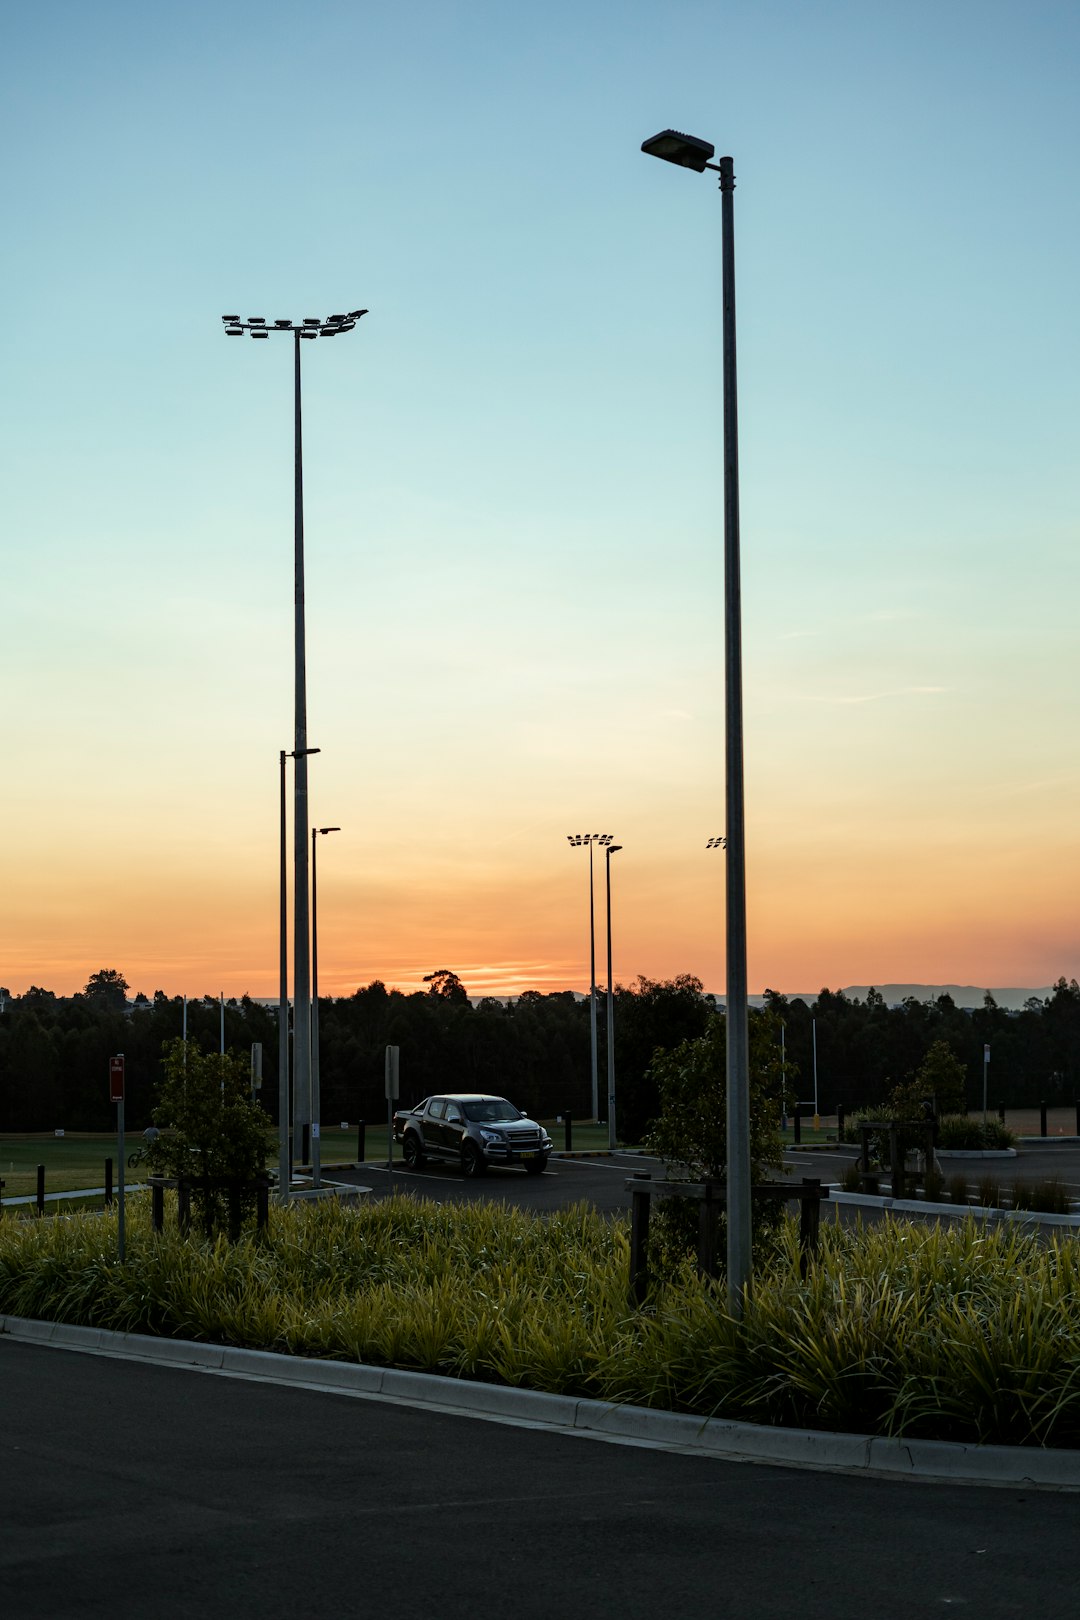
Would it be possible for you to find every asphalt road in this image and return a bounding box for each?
[328,1150,659,1216]
[326,1141,1080,1223]
[2,1339,1077,1620]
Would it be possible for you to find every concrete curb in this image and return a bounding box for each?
[3,1313,1078,1490]
[827,1189,1080,1229]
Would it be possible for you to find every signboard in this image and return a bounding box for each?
[385,1045,400,1101]
[109,1055,125,1104]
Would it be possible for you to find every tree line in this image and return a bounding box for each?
[2,968,1079,1137]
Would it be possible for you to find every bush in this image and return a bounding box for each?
[145,1039,274,1236]
[936,1116,1016,1151]
[947,1173,970,1205]
[921,1167,945,1203]
[975,1175,1002,1209]
[1010,1179,1073,1215]
[840,1163,863,1193]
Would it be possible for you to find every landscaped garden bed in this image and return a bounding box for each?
[3,1192,1080,1449]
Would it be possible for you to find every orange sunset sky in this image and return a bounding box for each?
[3,1,1077,1004]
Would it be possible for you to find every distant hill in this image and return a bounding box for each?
[731,984,1054,1012]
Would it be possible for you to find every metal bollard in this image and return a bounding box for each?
[564,1112,573,1153]
[36,1164,45,1216]
[105,1158,113,1207]
[836,1104,845,1137]
[356,1120,366,1163]
[1040,1100,1048,1138]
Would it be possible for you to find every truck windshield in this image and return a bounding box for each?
[463,1099,522,1123]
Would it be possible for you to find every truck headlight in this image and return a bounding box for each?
[480,1130,504,1144]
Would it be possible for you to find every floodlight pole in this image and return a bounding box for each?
[292,331,313,1171]
[279,749,289,1204]
[567,834,611,1120]
[605,843,622,1150]
[311,824,340,1189]
[224,306,366,1183]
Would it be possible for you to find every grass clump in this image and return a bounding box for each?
[3,1195,1080,1448]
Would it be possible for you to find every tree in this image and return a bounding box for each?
[82,969,129,1011]
[912,1039,968,1116]
[423,969,470,1005]
[146,1039,273,1235]
[643,1009,785,1181]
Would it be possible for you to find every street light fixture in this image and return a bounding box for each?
[278,746,320,1204]
[566,834,612,1119]
[604,843,622,1152]
[227,308,367,1181]
[643,129,752,1314]
[310,824,341,1189]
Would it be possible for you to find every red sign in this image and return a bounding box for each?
[109,1055,125,1104]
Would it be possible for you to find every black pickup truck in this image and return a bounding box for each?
[392,1093,553,1178]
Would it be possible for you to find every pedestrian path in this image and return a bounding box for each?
[0,1185,147,1208]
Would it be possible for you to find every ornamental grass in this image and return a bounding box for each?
[2,1194,1080,1448]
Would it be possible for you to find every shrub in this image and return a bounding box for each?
[840,1163,863,1193]
[936,1116,986,1150]
[921,1167,945,1203]
[975,1175,1002,1209]
[947,1174,970,1205]
[936,1117,1017,1151]
[145,1039,274,1236]
[1010,1179,1072,1215]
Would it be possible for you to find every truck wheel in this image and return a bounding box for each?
[461,1142,486,1179]
[403,1134,425,1169]
[523,1156,548,1176]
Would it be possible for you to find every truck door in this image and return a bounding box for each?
[423,1097,446,1154]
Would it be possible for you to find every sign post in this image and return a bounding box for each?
[385,1045,400,1173]
[110,1055,126,1261]
[983,1044,990,1124]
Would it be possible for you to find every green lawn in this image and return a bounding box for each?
[1,1118,625,1205]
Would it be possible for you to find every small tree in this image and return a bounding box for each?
[643,1009,786,1180]
[642,1010,787,1265]
[146,1039,273,1235]
[913,1039,968,1117]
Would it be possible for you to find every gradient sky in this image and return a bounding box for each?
[3,0,1077,1001]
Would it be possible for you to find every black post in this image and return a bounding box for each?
[1075,1099,1080,1138]
[836,1103,845,1138]
[998,1104,1006,1125]
[105,1157,113,1208]
[301,1122,310,1167]
[36,1164,45,1216]
[1040,1100,1048,1137]
[356,1120,365,1164]
[564,1111,573,1153]
[177,1181,191,1233]
[256,1178,269,1232]
[629,1176,652,1306]
[698,1182,721,1280]
[798,1178,821,1276]
[792,1107,801,1146]
[151,1180,164,1232]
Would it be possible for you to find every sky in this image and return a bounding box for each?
[2,0,1078,1002]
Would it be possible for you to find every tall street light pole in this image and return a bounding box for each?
[642,129,752,1315]
[567,834,612,1120]
[604,842,622,1152]
[279,746,320,1203]
[226,307,367,1173]
[310,824,340,1190]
